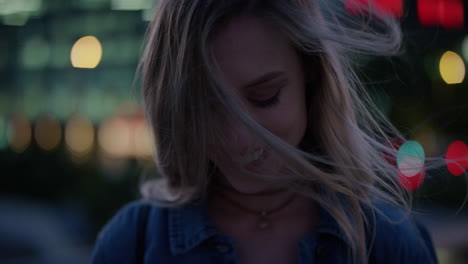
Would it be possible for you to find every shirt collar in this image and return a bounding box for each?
[168,199,219,255]
[167,198,349,256]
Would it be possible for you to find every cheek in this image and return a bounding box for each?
[260,95,307,147]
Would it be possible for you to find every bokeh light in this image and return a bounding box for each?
[133,120,154,159]
[462,36,468,62]
[345,0,404,18]
[398,168,426,191]
[98,116,132,158]
[20,36,50,69]
[0,116,7,150]
[397,140,426,175]
[418,0,438,26]
[111,0,153,10]
[70,36,103,69]
[65,116,95,159]
[0,0,42,26]
[397,141,426,190]
[439,51,465,84]
[418,0,464,29]
[446,140,468,176]
[2,13,29,26]
[35,116,62,151]
[438,0,464,29]
[7,115,32,153]
[77,0,107,9]
[0,0,42,16]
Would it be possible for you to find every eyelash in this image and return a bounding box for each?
[249,89,281,108]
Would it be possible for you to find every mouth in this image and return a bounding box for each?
[243,148,269,171]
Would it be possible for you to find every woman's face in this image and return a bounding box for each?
[212,13,308,194]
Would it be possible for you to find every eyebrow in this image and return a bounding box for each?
[243,71,285,89]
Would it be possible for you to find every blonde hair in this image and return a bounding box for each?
[137,0,446,263]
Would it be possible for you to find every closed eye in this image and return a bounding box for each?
[249,88,281,108]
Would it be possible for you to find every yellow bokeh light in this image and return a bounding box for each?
[35,116,62,151]
[65,116,95,158]
[98,117,132,157]
[7,115,32,153]
[439,51,466,84]
[70,36,102,69]
[134,121,154,158]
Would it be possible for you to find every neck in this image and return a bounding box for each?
[208,177,316,223]
[210,176,292,211]
[207,187,318,237]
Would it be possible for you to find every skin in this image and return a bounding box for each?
[211,12,308,195]
[208,12,318,264]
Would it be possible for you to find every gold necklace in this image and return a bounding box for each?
[212,182,288,196]
[214,190,297,229]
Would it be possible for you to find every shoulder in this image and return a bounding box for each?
[91,200,168,264]
[367,201,438,264]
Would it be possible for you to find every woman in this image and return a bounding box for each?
[92,0,438,263]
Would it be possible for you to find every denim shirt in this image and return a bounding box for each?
[91,199,438,264]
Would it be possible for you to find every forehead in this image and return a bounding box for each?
[212,13,295,88]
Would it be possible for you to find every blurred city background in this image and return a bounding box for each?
[0,0,468,263]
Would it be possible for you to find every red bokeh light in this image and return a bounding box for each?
[439,0,464,29]
[398,168,425,191]
[345,0,404,18]
[382,137,426,191]
[446,140,468,176]
[418,0,439,26]
[418,0,464,29]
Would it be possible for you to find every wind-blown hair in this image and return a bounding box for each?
[137,0,440,263]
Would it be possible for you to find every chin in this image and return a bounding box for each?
[224,173,278,194]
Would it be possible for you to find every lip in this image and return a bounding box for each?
[244,149,269,172]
